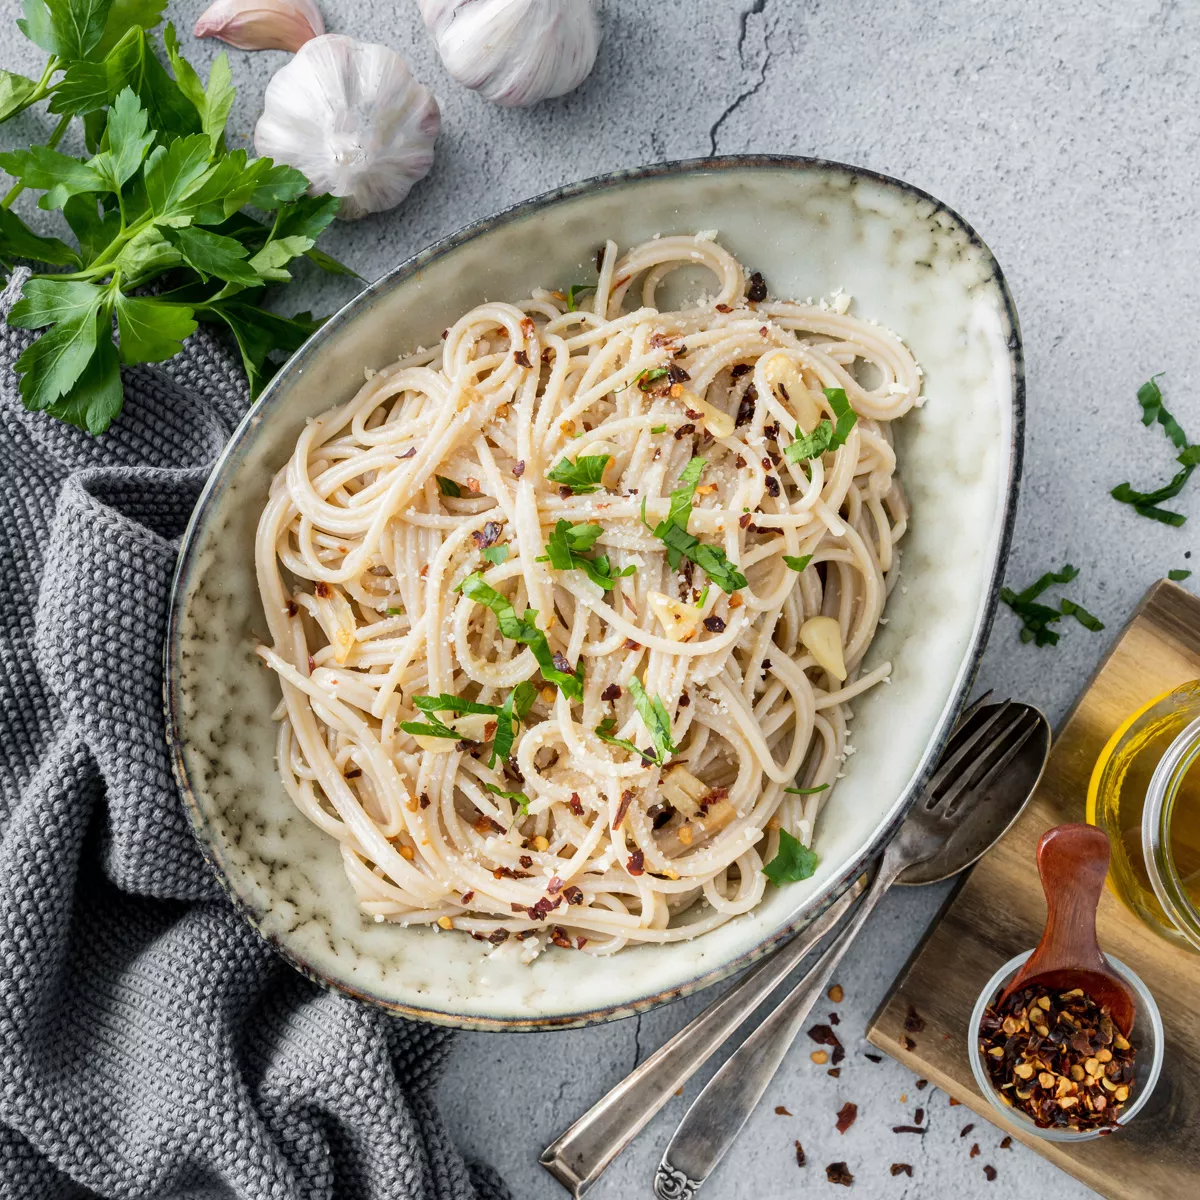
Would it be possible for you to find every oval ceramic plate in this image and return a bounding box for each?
[165,156,1023,1030]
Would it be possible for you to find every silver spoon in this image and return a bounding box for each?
[652,701,1049,1199]
[541,699,1048,1197]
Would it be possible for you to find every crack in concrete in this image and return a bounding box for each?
[709,0,774,156]
[632,1012,645,1068]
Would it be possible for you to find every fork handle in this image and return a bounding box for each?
[539,877,865,1197]
[654,853,903,1199]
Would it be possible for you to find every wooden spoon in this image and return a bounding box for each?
[998,822,1135,1036]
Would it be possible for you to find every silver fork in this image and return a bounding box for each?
[653,701,1042,1200]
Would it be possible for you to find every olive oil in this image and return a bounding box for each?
[1088,682,1200,951]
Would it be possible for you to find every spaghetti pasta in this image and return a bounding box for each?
[254,234,919,957]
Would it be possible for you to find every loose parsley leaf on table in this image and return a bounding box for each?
[539,519,635,591]
[641,456,748,594]
[1000,564,1105,647]
[546,453,610,495]
[1111,376,1200,525]
[457,573,584,700]
[1169,568,1192,581]
[763,829,820,885]
[0,8,351,433]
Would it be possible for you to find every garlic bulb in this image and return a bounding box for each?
[254,34,440,220]
[194,0,324,52]
[419,0,601,107]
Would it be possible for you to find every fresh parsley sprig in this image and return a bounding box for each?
[1000,564,1105,647]
[457,573,584,700]
[1111,376,1200,525]
[0,7,350,433]
[401,682,537,767]
[782,388,858,465]
[546,453,610,495]
[782,553,812,572]
[538,519,635,591]
[484,782,530,814]
[763,828,819,885]
[594,678,674,766]
[641,456,748,594]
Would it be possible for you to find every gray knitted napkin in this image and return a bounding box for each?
[0,269,507,1200]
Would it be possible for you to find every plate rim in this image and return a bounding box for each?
[164,152,1025,1031]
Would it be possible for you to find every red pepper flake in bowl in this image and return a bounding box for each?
[835,1102,857,1133]
[978,984,1136,1131]
[825,1162,853,1186]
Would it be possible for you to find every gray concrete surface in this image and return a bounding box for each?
[4,0,1198,1196]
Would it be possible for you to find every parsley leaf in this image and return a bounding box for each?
[1111,465,1193,526]
[784,784,829,796]
[546,453,611,495]
[594,716,651,762]
[407,681,537,768]
[484,783,530,814]
[436,475,462,497]
[697,584,710,608]
[565,283,593,311]
[540,519,635,591]
[1000,565,1104,647]
[763,829,820,885]
[627,677,674,766]
[636,367,669,391]
[482,544,510,564]
[457,573,584,700]
[642,457,748,593]
[1137,374,1189,450]
[782,553,813,572]
[783,388,858,464]
[650,423,667,434]
[1169,568,1192,581]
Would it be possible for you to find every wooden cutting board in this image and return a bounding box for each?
[867,579,1200,1199]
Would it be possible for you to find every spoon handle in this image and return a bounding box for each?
[654,853,902,1200]
[1035,823,1111,975]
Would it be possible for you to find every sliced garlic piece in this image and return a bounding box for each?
[763,357,822,432]
[648,590,700,641]
[680,390,735,439]
[300,583,359,664]
[659,764,708,818]
[411,711,497,753]
[800,616,847,682]
[656,793,736,857]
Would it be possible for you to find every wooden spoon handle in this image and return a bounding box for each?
[1034,822,1111,975]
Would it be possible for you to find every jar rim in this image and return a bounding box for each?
[1142,713,1200,951]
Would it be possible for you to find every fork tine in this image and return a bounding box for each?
[938,708,1042,815]
[923,701,1016,804]
[951,689,995,735]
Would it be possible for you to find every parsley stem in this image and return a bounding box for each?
[2,108,70,211]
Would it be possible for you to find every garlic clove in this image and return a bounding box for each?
[195,0,325,53]
[763,356,822,433]
[799,616,848,682]
[419,0,601,108]
[648,590,700,642]
[679,389,735,440]
[254,34,440,220]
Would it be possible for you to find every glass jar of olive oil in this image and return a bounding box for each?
[1088,681,1200,953]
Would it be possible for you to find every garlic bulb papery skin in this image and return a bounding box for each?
[254,35,440,221]
[194,0,325,53]
[419,0,601,107]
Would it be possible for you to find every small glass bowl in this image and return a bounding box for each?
[968,950,1164,1142]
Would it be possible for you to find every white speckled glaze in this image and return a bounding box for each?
[165,157,1022,1030]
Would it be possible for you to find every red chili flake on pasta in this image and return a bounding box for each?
[419,793,430,809]
[550,926,572,948]
[612,790,635,830]
[715,303,732,313]
[730,363,751,379]
[568,793,584,816]
[624,638,642,651]
[286,599,298,617]
[487,929,509,944]
[678,692,690,707]
[461,891,474,904]
[472,521,503,548]
[601,684,621,701]
[563,885,584,905]
[306,656,316,672]
[519,855,533,869]
[684,408,703,420]
[513,460,526,478]
[576,936,588,950]
[735,384,757,427]
[835,1102,857,1134]
[759,325,769,338]
[674,423,696,440]
[739,513,753,529]
[314,581,331,598]
[546,876,564,894]
[703,616,726,633]
[627,849,645,875]
[747,272,767,302]
[513,349,532,367]
[520,317,536,338]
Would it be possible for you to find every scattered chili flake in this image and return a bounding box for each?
[900,1035,916,1051]
[601,683,622,701]
[914,1108,925,1125]
[576,936,588,950]
[829,1013,840,1026]
[568,793,584,816]
[546,876,564,894]
[519,855,533,869]
[864,1053,882,1064]
[419,793,430,809]
[513,460,525,478]
[999,1136,1012,1150]
[551,651,574,675]
[891,1164,913,1177]
[759,325,769,338]
[624,638,641,651]
[835,1102,857,1134]
[679,692,691,707]
[978,983,1136,1131]
[825,1163,853,1187]
[904,1006,926,1034]
[735,383,757,426]
[807,1024,845,1064]
[285,599,298,617]
[550,926,572,949]
[674,423,696,440]
[948,1098,961,1106]
[471,521,503,549]
[747,271,768,302]
[959,1123,975,1138]
[715,303,733,313]
[703,616,727,633]
[983,1166,997,1182]
[739,512,753,529]
[513,349,531,367]
[892,1126,927,1135]
[828,984,844,1003]
[970,1143,980,1158]
[794,1139,806,1167]
[827,1068,841,1078]
[775,1105,792,1116]
[915,1079,928,1090]
[764,475,781,497]
[559,485,573,499]
[563,885,584,905]
[627,849,645,875]
[488,929,509,945]
[612,790,635,830]
[811,1051,828,1065]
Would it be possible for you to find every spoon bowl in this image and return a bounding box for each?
[997,823,1136,1035]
